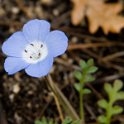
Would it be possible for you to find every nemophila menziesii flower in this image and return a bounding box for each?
[2,19,68,77]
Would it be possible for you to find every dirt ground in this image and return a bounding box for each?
[0,0,124,124]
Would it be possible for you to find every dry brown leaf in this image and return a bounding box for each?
[71,0,124,34]
[71,0,87,25]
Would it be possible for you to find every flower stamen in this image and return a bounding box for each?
[30,44,34,46]
[38,53,41,56]
[25,50,28,53]
[22,41,48,64]
[41,44,43,48]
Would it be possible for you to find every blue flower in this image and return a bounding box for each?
[2,19,68,77]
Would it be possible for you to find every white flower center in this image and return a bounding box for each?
[22,41,48,64]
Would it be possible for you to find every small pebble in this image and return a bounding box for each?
[11,7,19,14]
[9,94,15,102]
[13,84,20,94]
[27,102,32,108]
[14,113,22,124]
[53,9,59,16]
[71,36,78,43]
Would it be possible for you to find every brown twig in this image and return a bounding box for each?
[101,51,124,62]
[68,42,124,50]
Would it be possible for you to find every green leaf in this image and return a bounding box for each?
[72,120,81,124]
[104,83,112,94]
[74,83,82,92]
[74,71,82,80]
[112,106,123,115]
[113,80,123,91]
[35,118,54,124]
[98,99,108,109]
[84,75,95,83]
[35,120,43,124]
[83,88,92,94]
[62,117,72,124]
[97,80,124,124]
[97,115,107,124]
[62,117,80,124]
[79,60,87,69]
[49,120,54,124]
[87,59,94,66]
[115,91,124,100]
[35,118,47,124]
[87,66,98,74]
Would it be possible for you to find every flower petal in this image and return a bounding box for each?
[23,19,50,42]
[45,30,68,57]
[4,57,29,75]
[2,32,28,57]
[25,56,53,78]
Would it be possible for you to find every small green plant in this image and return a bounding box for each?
[98,80,124,124]
[35,117,55,124]
[74,59,98,122]
[62,117,80,124]
[35,117,80,124]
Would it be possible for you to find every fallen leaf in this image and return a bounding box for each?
[71,0,124,34]
[71,0,87,25]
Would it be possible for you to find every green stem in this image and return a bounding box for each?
[106,102,112,124]
[106,107,111,124]
[79,90,85,124]
[79,72,86,124]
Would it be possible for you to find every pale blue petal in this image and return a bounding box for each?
[23,19,50,42]
[25,56,53,77]
[2,31,28,57]
[4,57,29,74]
[45,30,68,57]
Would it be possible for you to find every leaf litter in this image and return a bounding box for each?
[71,0,124,34]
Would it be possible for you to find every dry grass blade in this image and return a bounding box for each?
[52,93,64,121]
[68,42,124,50]
[45,75,80,121]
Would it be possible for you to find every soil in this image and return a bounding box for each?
[0,0,124,124]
